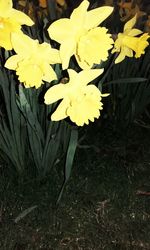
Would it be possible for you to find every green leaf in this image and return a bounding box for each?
[104,77,147,86]
[14,205,38,223]
[16,85,44,170]
[57,128,78,204]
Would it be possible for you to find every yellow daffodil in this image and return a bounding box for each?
[44,69,109,126]
[5,33,61,88]
[112,15,150,63]
[47,0,114,70]
[0,0,34,50]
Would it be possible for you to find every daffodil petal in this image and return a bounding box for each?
[42,64,57,82]
[111,48,117,54]
[127,28,143,37]
[67,69,78,82]
[0,0,12,10]
[76,69,104,86]
[37,43,50,60]
[101,93,110,97]
[124,15,137,32]
[47,48,61,64]
[48,18,72,44]
[123,47,133,57]
[4,55,22,69]
[0,0,12,17]
[60,39,76,70]
[11,32,37,56]
[0,29,13,50]
[51,98,69,121]
[38,43,61,64]
[44,84,67,105]
[70,0,89,26]
[10,9,34,26]
[85,6,113,29]
[115,49,126,64]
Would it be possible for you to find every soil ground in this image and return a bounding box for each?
[0,122,150,250]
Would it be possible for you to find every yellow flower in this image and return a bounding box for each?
[0,0,34,50]
[44,69,109,126]
[47,0,114,70]
[5,32,61,88]
[112,15,150,63]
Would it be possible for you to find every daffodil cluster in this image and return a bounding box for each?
[2,0,150,126]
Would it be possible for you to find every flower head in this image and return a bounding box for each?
[112,15,150,63]
[47,0,114,70]
[5,32,61,88]
[44,69,109,126]
[0,0,34,50]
